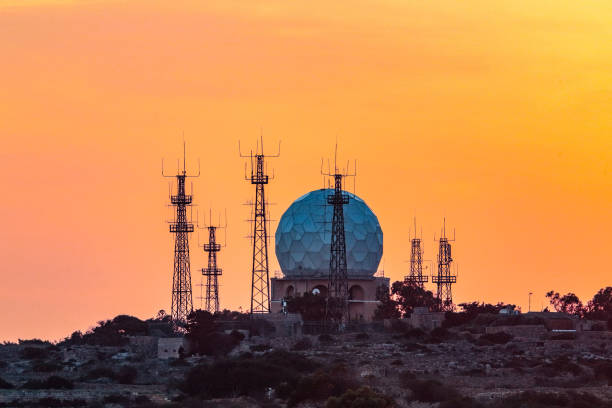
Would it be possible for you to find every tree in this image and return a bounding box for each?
[373,290,401,320]
[585,287,612,321]
[286,292,328,321]
[185,310,242,356]
[391,280,439,317]
[546,291,584,317]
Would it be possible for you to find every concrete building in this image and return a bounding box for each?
[157,338,190,359]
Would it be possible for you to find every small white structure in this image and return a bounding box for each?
[157,337,189,359]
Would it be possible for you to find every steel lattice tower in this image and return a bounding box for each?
[405,218,428,288]
[202,225,222,314]
[240,137,280,316]
[322,145,356,324]
[163,143,199,324]
[432,219,456,311]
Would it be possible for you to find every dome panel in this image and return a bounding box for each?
[275,189,383,278]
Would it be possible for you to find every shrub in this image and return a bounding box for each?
[550,332,576,340]
[318,334,334,343]
[117,365,138,384]
[33,361,62,372]
[288,365,356,406]
[250,344,271,352]
[170,358,191,367]
[292,337,313,351]
[592,361,612,385]
[83,367,116,381]
[103,394,130,404]
[326,386,394,408]
[539,357,583,377]
[20,346,49,360]
[36,397,86,407]
[230,330,245,342]
[429,327,450,341]
[404,328,426,339]
[0,377,14,389]
[181,350,319,399]
[480,332,513,345]
[439,397,485,408]
[495,390,608,408]
[22,376,74,389]
[402,379,459,403]
[355,332,369,340]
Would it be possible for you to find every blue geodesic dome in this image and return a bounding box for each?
[275,189,383,278]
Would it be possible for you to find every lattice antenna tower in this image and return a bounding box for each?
[321,143,356,324]
[431,218,456,311]
[405,217,428,288]
[200,209,227,314]
[162,142,200,324]
[239,134,280,316]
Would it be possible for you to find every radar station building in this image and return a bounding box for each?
[271,189,389,321]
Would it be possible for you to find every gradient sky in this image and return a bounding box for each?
[0,0,610,342]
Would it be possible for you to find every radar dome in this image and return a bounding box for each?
[275,189,383,278]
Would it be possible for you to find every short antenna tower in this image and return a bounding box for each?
[405,217,428,288]
[432,218,456,311]
[239,134,280,316]
[162,141,200,324]
[201,210,227,314]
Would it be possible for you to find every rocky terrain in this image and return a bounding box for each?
[1,325,611,407]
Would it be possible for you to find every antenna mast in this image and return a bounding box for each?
[432,218,457,311]
[405,217,428,288]
[162,141,200,325]
[201,210,226,314]
[321,142,356,325]
[239,135,280,316]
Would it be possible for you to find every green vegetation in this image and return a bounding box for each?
[326,386,394,408]
[181,350,319,399]
[22,376,74,390]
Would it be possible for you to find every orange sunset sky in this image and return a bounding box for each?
[0,0,610,342]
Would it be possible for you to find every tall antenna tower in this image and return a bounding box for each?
[240,135,280,316]
[432,218,456,311]
[162,142,199,324]
[321,144,356,323]
[201,210,226,314]
[405,218,428,288]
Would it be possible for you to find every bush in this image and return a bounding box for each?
[539,357,583,377]
[0,377,14,389]
[292,338,313,351]
[22,376,74,389]
[480,332,513,345]
[402,379,459,403]
[83,367,116,381]
[20,346,49,360]
[33,361,62,372]
[181,350,319,399]
[318,334,334,343]
[117,365,138,384]
[326,386,394,408]
[429,327,450,343]
[288,365,356,406]
[36,397,86,407]
[404,328,426,339]
[103,394,130,404]
[355,332,369,340]
[495,390,607,408]
[250,344,271,352]
[439,397,485,408]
